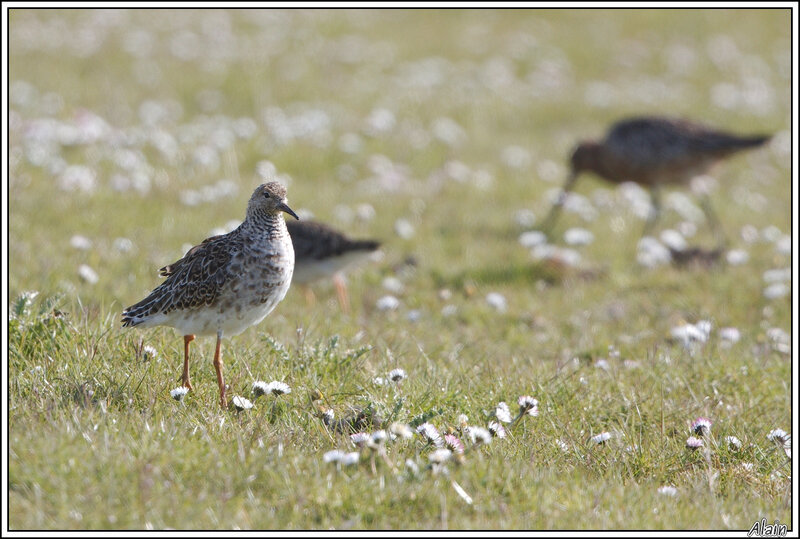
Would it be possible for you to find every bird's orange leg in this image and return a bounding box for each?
[303,285,316,307]
[213,331,227,408]
[182,334,195,389]
[333,274,350,314]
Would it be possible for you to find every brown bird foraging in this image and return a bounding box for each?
[122,182,298,407]
[540,116,771,244]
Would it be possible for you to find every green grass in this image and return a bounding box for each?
[8,8,792,530]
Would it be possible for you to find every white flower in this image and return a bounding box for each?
[341,452,360,466]
[556,439,570,452]
[486,292,507,313]
[264,381,290,396]
[691,417,712,437]
[369,430,388,448]
[322,409,335,427]
[323,450,345,463]
[70,235,92,250]
[456,414,469,428]
[686,436,704,450]
[517,395,539,417]
[763,283,789,300]
[405,458,420,474]
[564,227,594,246]
[658,486,678,497]
[78,264,99,284]
[487,421,506,438]
[142,345,158,361]
[718,327,741,345]
[232,396,253,411]
[376,295,400,311]
[252,380,270,397]
[350,432,370,448]
[725,436,742,450]
[767,429,789,444]
[388,368,407,383]
[591,432,612,445]
[416,423,443,447]
[429,449,453,464]
[170,387,188,401]
[767,429,791,458]
[467,426,492,445]
[495,402,512,423]
[518,230,547,248]
[389,422,414,440]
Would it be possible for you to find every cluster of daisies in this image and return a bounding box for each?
[169,380,291,410]
[321,395,540,475]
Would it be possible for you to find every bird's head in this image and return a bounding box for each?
[247,182,299,220]
[569,140,603,176]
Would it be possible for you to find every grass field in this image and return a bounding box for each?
[7,8,794,530]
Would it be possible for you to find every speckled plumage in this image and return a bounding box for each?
[122,181,298,407]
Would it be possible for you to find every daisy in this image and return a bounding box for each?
[487,421,506,439]
[691,417,712,436]
[265,381,291,396]
[591,432,611,445]
[685,436,704,450]
[416,423,443,447]
[444,434,465,454]
[323,450,345,463]
[658,486,678,497]
[170,386,188,402]
[321,409,335,427]
[350,432,370,448]
[389,422,414,440]
[388,368,407,383]
[495,402,512,423]
[252,381,270,398]
[341,452,361,466]
[725,436,742,450]
[767,429,789,444]
[142,345,158,362]
[232,396,253,411]
[428,449,452,464]
[517,395,539,417]
[369,430,388,449]
[467,426,492,446]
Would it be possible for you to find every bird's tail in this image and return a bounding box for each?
[699,133,772,154]
[349,239,381,252]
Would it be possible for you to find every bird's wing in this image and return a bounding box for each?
[123,233,238,320]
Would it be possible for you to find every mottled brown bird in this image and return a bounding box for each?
[541,116,771,243]
[287,219,380,313]
[122,182,299,407]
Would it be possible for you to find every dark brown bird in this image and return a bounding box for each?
[287,219,380,313]
[540,116,771,244]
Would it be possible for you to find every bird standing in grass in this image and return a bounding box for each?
[540,116,771,245]
[287,219,381,313]
[122,182,298,408]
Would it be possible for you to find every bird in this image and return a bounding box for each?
[286,219,380,313]
[540,116,771,245]
[122,182,298,408]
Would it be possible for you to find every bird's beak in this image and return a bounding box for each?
[278,202,300,220]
